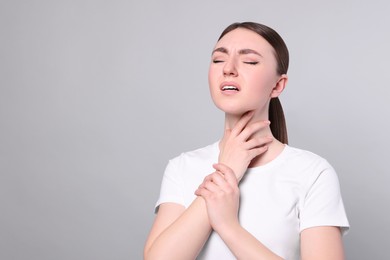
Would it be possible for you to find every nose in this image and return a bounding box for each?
[223,58,238,77]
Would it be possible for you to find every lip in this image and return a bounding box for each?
[220,81,241,91]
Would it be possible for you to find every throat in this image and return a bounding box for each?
[248,140,285,168]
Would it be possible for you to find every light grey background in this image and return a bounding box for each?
[1,1,389,259]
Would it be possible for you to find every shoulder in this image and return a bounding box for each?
[284,146,344,196]
[168,141,219,168]
[280,145,338,188]
[162,141,219,192]
[283,145,333,170]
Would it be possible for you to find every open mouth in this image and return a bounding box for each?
[221,86,239,91]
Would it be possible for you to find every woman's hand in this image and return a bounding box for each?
[195,163,240,233]
[195,163,286,260]
[219,111,273,181]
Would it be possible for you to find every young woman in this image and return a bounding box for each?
[144,22,349,260]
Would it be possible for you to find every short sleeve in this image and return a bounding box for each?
[154,158,185,212]
[299,164,350,234]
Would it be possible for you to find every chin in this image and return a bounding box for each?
[215,103,250,116]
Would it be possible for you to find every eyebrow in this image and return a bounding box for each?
[212,47,263,57]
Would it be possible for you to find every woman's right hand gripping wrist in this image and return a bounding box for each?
[218,111,273,181]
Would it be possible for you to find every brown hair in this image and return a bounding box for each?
[218,22,289,144]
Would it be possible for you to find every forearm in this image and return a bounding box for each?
[145,197,211,260]
[217,222,283,260]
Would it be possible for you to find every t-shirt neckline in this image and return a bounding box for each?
[212,140,291,173]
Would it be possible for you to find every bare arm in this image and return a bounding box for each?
[143,198,211,260]
[217,222,283,260]
[301,226,345,260]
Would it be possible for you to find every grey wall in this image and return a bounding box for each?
[1,1,389,259]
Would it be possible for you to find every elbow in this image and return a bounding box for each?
[143,251,151,260]
[143,251,159,260]
[143,245,158,260]
[143,245,151,260]
[144,247,171,260]
[143,237,156,260]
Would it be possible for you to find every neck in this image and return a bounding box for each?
[222,111,285,167]
[224,110,269,132]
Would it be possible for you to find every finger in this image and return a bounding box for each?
[195,186,211,198]
[238,120,271,141]
[229,111,254,136]
[201,171,223,185]
[244,136,273,149]
[202,174,213,183]
[197,175,209,190]
[213,163,238,186]
[248,145,269,160]
[207,171,225,184]
[202,178,220,192]
[209,171,234,191]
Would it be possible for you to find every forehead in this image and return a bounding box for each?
[215,28,274,54]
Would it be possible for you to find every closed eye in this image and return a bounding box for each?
[244,61,259,65]
[213,60,224,63]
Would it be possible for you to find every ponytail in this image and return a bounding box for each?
[269,97,288,144]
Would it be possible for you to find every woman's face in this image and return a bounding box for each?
[208,28,285,116]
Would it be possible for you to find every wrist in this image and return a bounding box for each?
[214,219,241,238]
[218,162,245,181]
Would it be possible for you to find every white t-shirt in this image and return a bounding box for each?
[155,141,350,259]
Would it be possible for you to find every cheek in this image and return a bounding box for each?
[208,65,216,80]
[250,71,277,92]
[208,68,217,97]
[208,66,219,89]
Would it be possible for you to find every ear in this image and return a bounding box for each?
[270,74,288,98]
